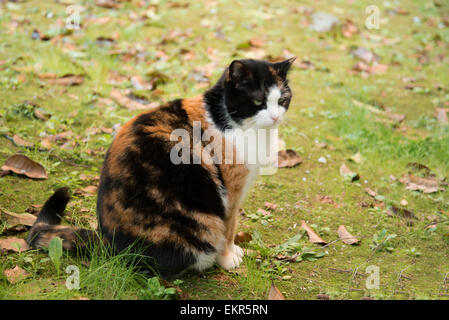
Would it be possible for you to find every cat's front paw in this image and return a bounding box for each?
[231,244,244,259]
[217,245,244,270]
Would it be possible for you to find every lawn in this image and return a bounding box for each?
[0,0,449,300]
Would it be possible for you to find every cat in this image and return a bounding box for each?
[27,58,295,278]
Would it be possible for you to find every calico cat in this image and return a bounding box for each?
[27,58,295,278]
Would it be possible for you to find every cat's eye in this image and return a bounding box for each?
[253,99,263,106]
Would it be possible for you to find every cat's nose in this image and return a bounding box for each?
[270,115,280,122]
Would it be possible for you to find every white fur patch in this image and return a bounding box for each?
[251,85,286,128]
[191,251,218,272]
[216,244,243,270]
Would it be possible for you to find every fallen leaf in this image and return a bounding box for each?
[341,19,359,38]
[75,185,98,196]
[0,208,37,230]
[264,202,278,210]
[130,75,153,91]
[1,154,48,179]
[46,74,84,86]
[309,12,340,32]
[12,135,34,148]
[37,73,57,80]
[436,108,449,125]
[301,220,327,245]
[349,152,363,164]
[257,208,270,216]
[387,112,405,123]
[234,232,252,245]
[365,188,377,198]
[249,38,265,48]
[3,265,30,284]
[31,29,51,41]
[296,60,315,70]
[399,174,441,193]
[340,163,359,182]
[40,138,52,149]
[407,162,431,173]
[110,89,159,111]
[387,206,416,222]
[95,0,120,9]
[393,8,409,15]
[46,131,73,143]
[317,293,331,300]
[351,47,379,64]
[0,237,29,253]
[268,282,285,300]
[337,225,360,245]
[0,170,10,177]
[34,108,51,121]
[277,149,302,168]
[369,63,388,74]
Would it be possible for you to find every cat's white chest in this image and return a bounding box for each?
[224,128,276,200]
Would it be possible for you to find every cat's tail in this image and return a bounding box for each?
[27,187,100,253]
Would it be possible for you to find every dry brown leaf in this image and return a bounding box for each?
[301,220,327,245]
[1,154,48,179]
[268,282,285,300]
[75,185,98,196]
[399,174,440,193]
[436,108,449,125]
[3,265,30,284]
[341,19,359,38]
[47,74,84,86]
[46,131,73,143]
[264,202,278,210]
[277,149,302,168]
[296,60,315,70]
[387,206,416,222]
[351,47,379,64]
[40,138,52,150]
[387,112,406,123]
[12,135,34,148]
[234,232,252,245]
[317,293,331,300]
[34,108,51,121]
[339,163,359,181]
[249,37,265,48]
[337,225,360,245]
[369,63,388,74]
[0,208,37,230]
[130,75,153,91]
[0,237,29,253]
[95,0,121,9]
[110,89,159,111]
[37,73,57,80]
[0,169,10,177]
[365,187,377,198]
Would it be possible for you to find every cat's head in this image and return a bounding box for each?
[223,58,295,129]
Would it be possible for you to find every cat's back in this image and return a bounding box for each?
[96,97,228,273]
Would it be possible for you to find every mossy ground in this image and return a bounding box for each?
[1,0,449,300]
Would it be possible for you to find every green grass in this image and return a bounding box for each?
[1,0,449,300]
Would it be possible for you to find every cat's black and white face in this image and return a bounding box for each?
[223,58,295,129]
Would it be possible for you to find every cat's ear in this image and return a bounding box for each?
[273,57,296,79]
[227,60,252,86]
